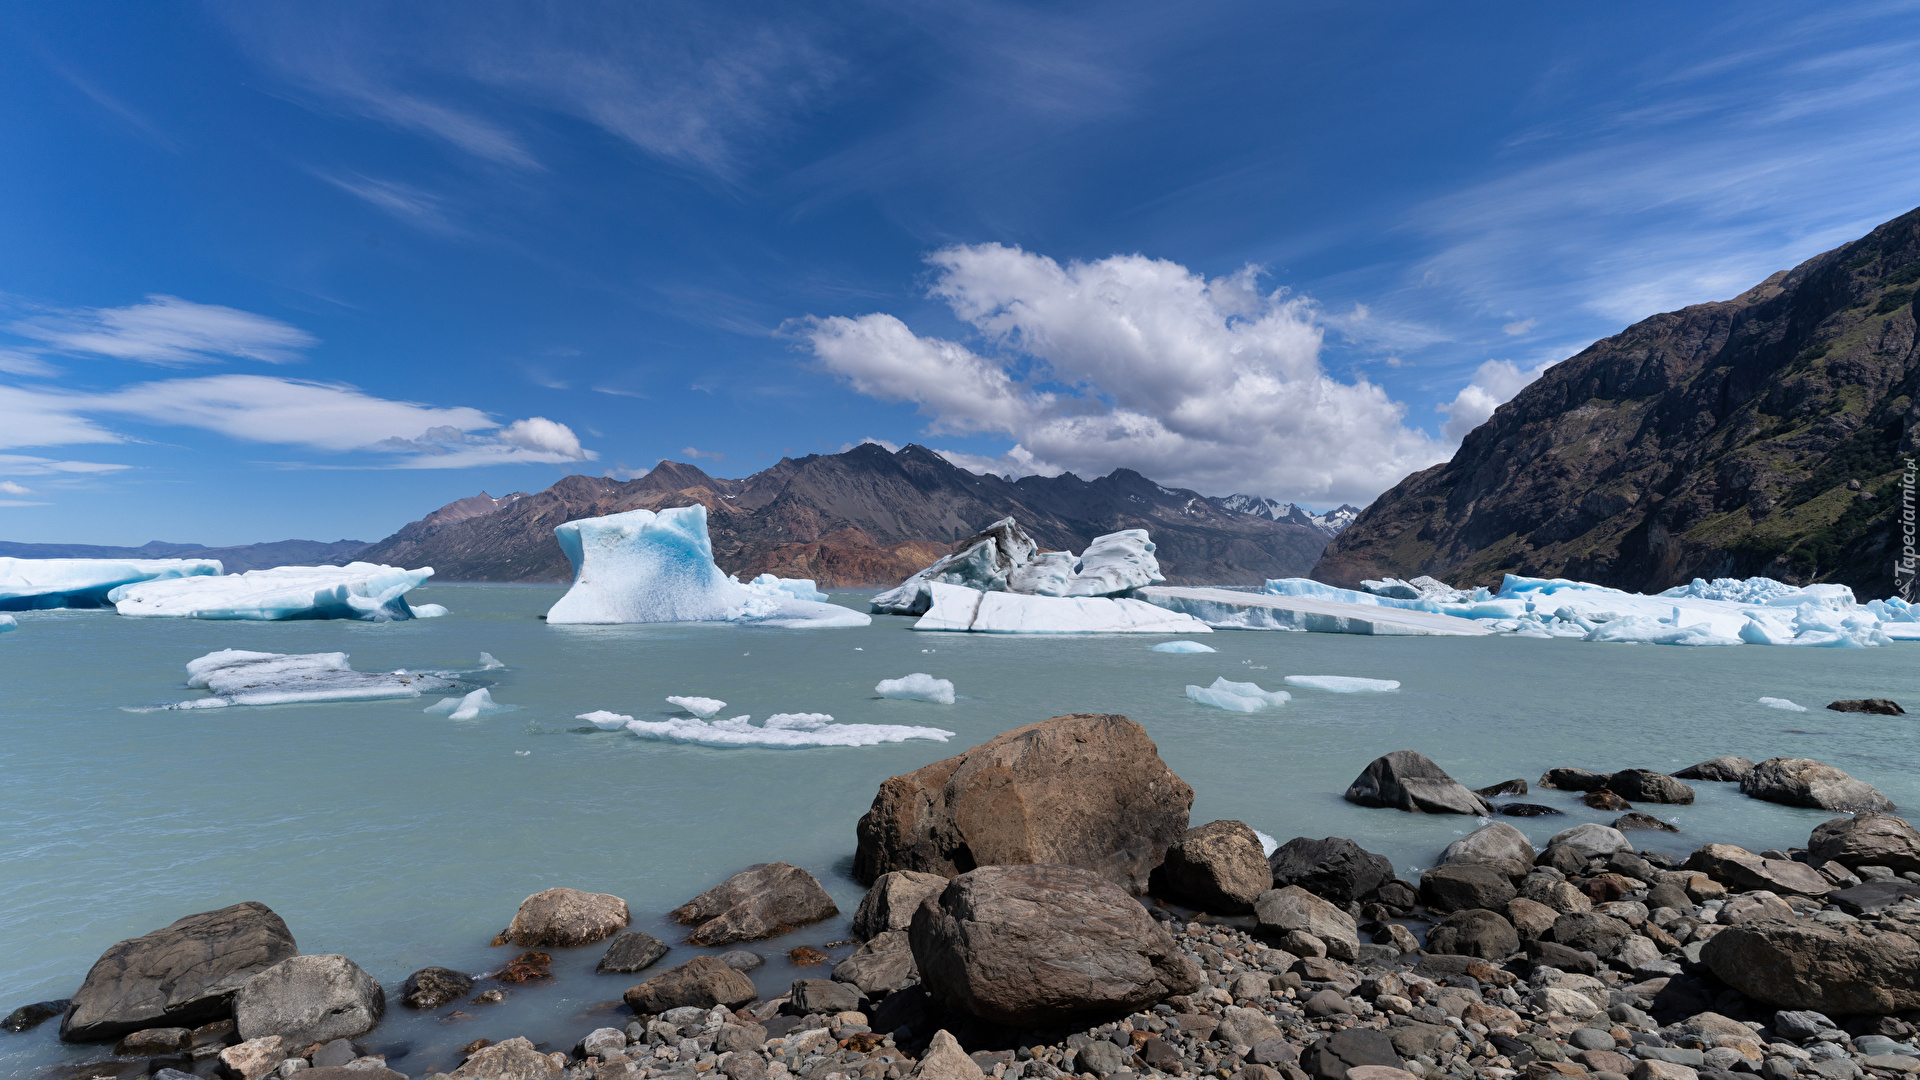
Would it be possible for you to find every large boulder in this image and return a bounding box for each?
[1152,820,1272,914]
[1253,886,1361,961]
[1808,814,1920,874]
[669,863,839,946]
[450,1036,565,1079]
[1545,913,1632,959]
[1741,758,1895,812]
[60,901,298,1042]
[1701,906,1920,1013]
[851,871,948,940]
[1441,823,1535,881]
[622,956,758,1014]
[234,955,384,1048]
[1344,751,1491,815]
[507,888,630,947]
[1686,844,1831,897]
[1545,823,1632,859]
[1425,909,1519,960]
[1419,864,1517,913]
[908,863,1201,1026]
[833,931,918,996]
[1267,837,1394,903]
[854,714,1194,893]
[1605,770,1695,804]
[1675,757,1754,782]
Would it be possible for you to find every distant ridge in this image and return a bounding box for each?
[0,538,370,574]
[357,443,1338,587]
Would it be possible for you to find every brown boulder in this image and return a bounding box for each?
[1675,756,1754,782]
[1741,758,1894,813]
[1583,790,1632,811]
[60,901,298,1043]
[623,956,758,1014]
[1604,770,1695,804]
[1702,906,1920,1013]
[670,863,838,946]
[909,863,1201,1026]
[1808,814,1920,875]
[1685,844,1830,897]
[450,1035,565,1079]
[853,713,1194,894]
[1152,820,1273,914]
[507,887,629,947]
[851,871,948,940]
[1254,886,1361,961]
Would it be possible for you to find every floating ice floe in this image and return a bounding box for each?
[913,582,1211,634]
[1151,640,1216,653]
[424,688,517,719]
[412,604,449,618]
[1137,585,1491,636]
[666,695,726,718]
[1759,697,1809,712]
[109,563,435,621]
[164,649,458,708]
[871,518,1164,615]
[1186,677,1291,711]
[875,673,956,704]
[620,712,956,748]
[2,557,221,611]
[579,710,635,729]
[1284,675,1400,693]
[0,613,15,634]
[545,505,868,629]
[480,652,505,670]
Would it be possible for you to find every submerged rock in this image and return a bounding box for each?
[60,901,298,1043]
[669,863,838,946]
[1152,819,1272,913]
[1343,751,1492,815]
[596,930,671,974]
[1539,768,1609,792]
[1605,769,1695,804]
[1741,757,1895,812]
[234,955,385,1048]
[1828,699,1905,715]
[1613,812,1680,832]
[508,887,630,948]
[1267,837,1394,904]
[1808,814,1920,874]
[1498,804,1564,817]
[1475,779,1528,797]
[399,967,473,1009]
[3,1000,70,1033]
[1582,790,1632,811]
[854,713,1194,894]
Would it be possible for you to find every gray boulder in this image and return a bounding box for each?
[1808,814,1920,874]
[1675,756,1755,782]
[832,931,917,996]
[1686,844,1832,897]
[399,967,473,1009]
[851,871,948,940]
[1419,864,1517,913]
[1344,751,1492,815]
[234,955,384,1048]
[909,863,1201,1026]
[1546,913,1632,959]
[1741,758,1895,813]
[1546,823,1632,859]
[1152,820,1273,914]
[669,863,839,946]
[60,901,298,1043]
[449,1035,563,1079]
[622,956,757,1014]
[1300,1027,1403,1080]
[1703,906,1920,1013]
[1267,837,1394,903]
[597,931,671,974]
[507,887,630,947]
[1605,770,1695,804]
[789,978,863,1015]
[1254,886,1361,961]
[1425,909,1519,960]
[1441,822,1535,881]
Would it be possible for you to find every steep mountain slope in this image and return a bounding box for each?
[0,538,370,573]
[357,443,1330,586]
[1314,206,1920,598]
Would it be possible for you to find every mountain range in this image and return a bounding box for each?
[1315,204,1920,598]
[0,539,370,574]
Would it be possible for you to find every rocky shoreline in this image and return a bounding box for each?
[12,711,1920,1080]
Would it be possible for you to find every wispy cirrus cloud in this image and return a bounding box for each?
[9,295,318,366]
[313,170,459,233]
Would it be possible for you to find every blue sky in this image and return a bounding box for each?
[3,1,1918,545]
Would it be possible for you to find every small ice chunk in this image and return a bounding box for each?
[1151,640,1216,653]
[578,710,636,729]
[412,604,449,618]
[479,652,505,670]
[1759,697,1809,712]
[0,613,16,634]
[666,695,726,718]
[1187,676,1290,711]
[424,687,518,720]
[1284,675,1401,692]
[1253,829,1279,857]
[875,673,956,704]
[172,648,455,708]
[622,713,955,748]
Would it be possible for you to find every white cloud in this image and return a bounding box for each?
[934,444,1063,480]
[1437,359,1557,442]
[0,481,32,495]
[680,446,726,462]
[798,244,1450,505]
[0,454,130,476]
[1501,319,1537,336]
[0,385,123,448]
[0,349,59,377]
[10,295,318,366]
[316,171,457,232]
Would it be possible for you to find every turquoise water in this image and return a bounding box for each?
[3,583,1918,1074]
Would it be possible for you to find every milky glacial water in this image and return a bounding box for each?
[3,583,1919,1075]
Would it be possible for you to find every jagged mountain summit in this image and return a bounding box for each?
[1315,205,1920,597]
[357,443,1332,586]
[1217,495,1361,536]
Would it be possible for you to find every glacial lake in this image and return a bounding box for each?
[3,582,1918,1075]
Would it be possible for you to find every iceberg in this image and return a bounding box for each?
[1151,640,1216,653]
[622,712,957,749]
[1360,576,1478,603]
[1005,551,1079,596]
[875,673,956,704]
[110,563,433,621]
[579,710,635,729]
[1284,675,1400,692]
[1060,530,1164,597]
[0,613,14,634]
[545,504,869,628]
[871,517,1036,615]
[1138,585,1492,636]
[913,582,1212,634]
[871,518,1166,614]
[168,649,457,708]
[666,695,727,718]
[424,688,518,720]
[1186,676,1290,711]
[1759,697,1809,712]
[2,557,222,611]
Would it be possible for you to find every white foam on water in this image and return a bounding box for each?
[622,712,956,749]
[666,695,726,718]
[1284,675,1401,692]
[412,604,449,618]
[874,673,955,704]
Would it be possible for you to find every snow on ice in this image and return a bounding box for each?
[621,712,956,749]
[424,688,518,719]
[2,557,221,611]
[110,563,434,621]
[1152,640,1216,653]
[1185,676,1291,711]
[913,581,1211,634]
[871,518,1164,615]
[666,695,726,718]
[875,673,956,704]
[1284,675,1401,692]
[167,649,457,708]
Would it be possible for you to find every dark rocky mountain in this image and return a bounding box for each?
[357,443,1332,586]
[1217,495,1362,536]
[0,538,370,573]
[1314,205,1920,598]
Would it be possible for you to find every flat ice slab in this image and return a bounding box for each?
[166,649,457,708]
[621,712,957,748]
[1186,677,1290,711]
[914,582,1212,634]
[1284,675,1401,692]
[110,563,432,621]
[2,557,221,611]
[1137,586,1494,636]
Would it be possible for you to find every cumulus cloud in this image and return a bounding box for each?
[795,244,1450,505]
[1436,359,1557,442]
[934,444,1063,480]
[10,295,319,366]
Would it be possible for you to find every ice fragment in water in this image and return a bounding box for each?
[424,688,517,720]
[743,573,828,603]
[1254,829,1279,857]
[875,673,955,704]
[1283,675,1401,692]
[1,556,221,610]
[170,649,456,708]
[479,653,505,670]
[1759,697,1809,712]
[621,712,955,749]
[110,563,434,621]
[913,583,1211,634]
[412,604,449,618]
[1186,676,1290,711]
[0,613,15,634]
[578,710,635,730]
[1151,640,1216,653]
[666,695,726,718]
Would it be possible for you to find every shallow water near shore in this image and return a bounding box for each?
[3,582,1919,1074]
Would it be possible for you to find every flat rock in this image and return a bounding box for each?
[1153,820,1272,914]
[1606,770,1695,805]
[449,1035,565,1079]
[1255,885,1361,961]
[622,956,758,1014]
[851,871,948,940]
[1421,863,1518,912]
[1702,905,1920,1013]
[909,863,1201,1026]
[1426,909,1519,959]
[788,977,862,1014]
[1741,758,1895,813]
[596,931,671,974]
[1685,844,1831,897]
[60,901,297,1043]
[1675,757,1755,782]
[1268,837,1395,903]
[508,887,630,948]
[1344,751,1492,815]
[234,954,384,1047]
[670,863,839,946]
[1614,813,1680,833]
[399,967,473,1009]
[854,713,1195,893]
[1828,699,1904,715]
[1826,881,1920,914]
[1809,814,1920,874]
[1442,822,1536,881]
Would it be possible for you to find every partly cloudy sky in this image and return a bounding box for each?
[2,1,1917,542]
